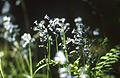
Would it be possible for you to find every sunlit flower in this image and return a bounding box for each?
[60,73,68,78]
[54,50,67,64]
[3,16,11,21]
[81,74,89,78]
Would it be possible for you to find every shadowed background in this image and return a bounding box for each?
[1,0,120,45]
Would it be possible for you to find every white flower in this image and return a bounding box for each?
[93,28,99,36]
[21,33,35,47]
[54,50,67,64]
[74,17,82,22]
[60,18,66,23]
[3,22,11,30]
[3,16,11,21]
[59,68,67,73]
[60,73,68,78]
[44,14,50,20]
[34,20,38,25]
[21,33,31,41]
[81,74,89,78]
[2,1,10,14]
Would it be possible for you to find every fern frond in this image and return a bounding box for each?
[91,45,120,77]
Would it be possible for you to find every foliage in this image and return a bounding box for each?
[91,45,120,78]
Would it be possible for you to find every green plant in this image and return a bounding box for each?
[91,45,120,78]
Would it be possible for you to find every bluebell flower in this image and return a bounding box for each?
[93,28,99,36]
[44,14,50,20]
[21,33,35,47]
[116,52,120,56]
[2,1,10,14]
[74,17,82,23]
[54,50,67,64]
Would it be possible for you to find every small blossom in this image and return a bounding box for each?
[54,50,67,64]
[15,0,21,5]
[38,45,44,47]
[84,48,89,54]
[3,22,11,30]
[74,17,82,22]
[44,14,50,20]
[2,1,10,14]
[60,18,66,23]
[93,28,99,36]
[116,53,120,55]
[13,41,18,46]
[3,16,11,21]
[21,33,31,41]
[81,74,89,78]
[34,20,38,25]
[21,33,35,47]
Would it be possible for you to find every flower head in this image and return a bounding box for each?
[21,33,35,47]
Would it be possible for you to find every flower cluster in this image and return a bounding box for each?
[0,1,20,43]
[65,17,91,55]
[21,33,35,48]
[33,15,70,47]
[0,1,31,59]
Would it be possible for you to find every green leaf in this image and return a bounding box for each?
[97,61,105,66]
[106,53,113,56]
[110,49,116,52]
[111,55,119,58]
[94,66,103,69]
[106,58,118,62]
[104,64,112,67]
[100,56,109,60]
[106,61,116,64]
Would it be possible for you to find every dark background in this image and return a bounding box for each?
[1,0,120,45]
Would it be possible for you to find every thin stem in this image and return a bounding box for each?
[0,58,4,78]
[15,55,22,73]
[19,51,28,74]
[29,42,33,77]
[43,43,47,77]
[25,56,30,70]
[55,32,58,53]
[47,36,51,78]
[62,26,71,76]
[62,29,69,62]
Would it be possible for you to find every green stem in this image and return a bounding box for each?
[19,51,28,74]
[55,32,58,53]
[0,58,4,78]
[25,56,30,70]
[29,42,33,77]
[62,29,69,62]
[15,55,22,73]
[43,43,47,77]
[47,36,51,78]
[62,26,71,76]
